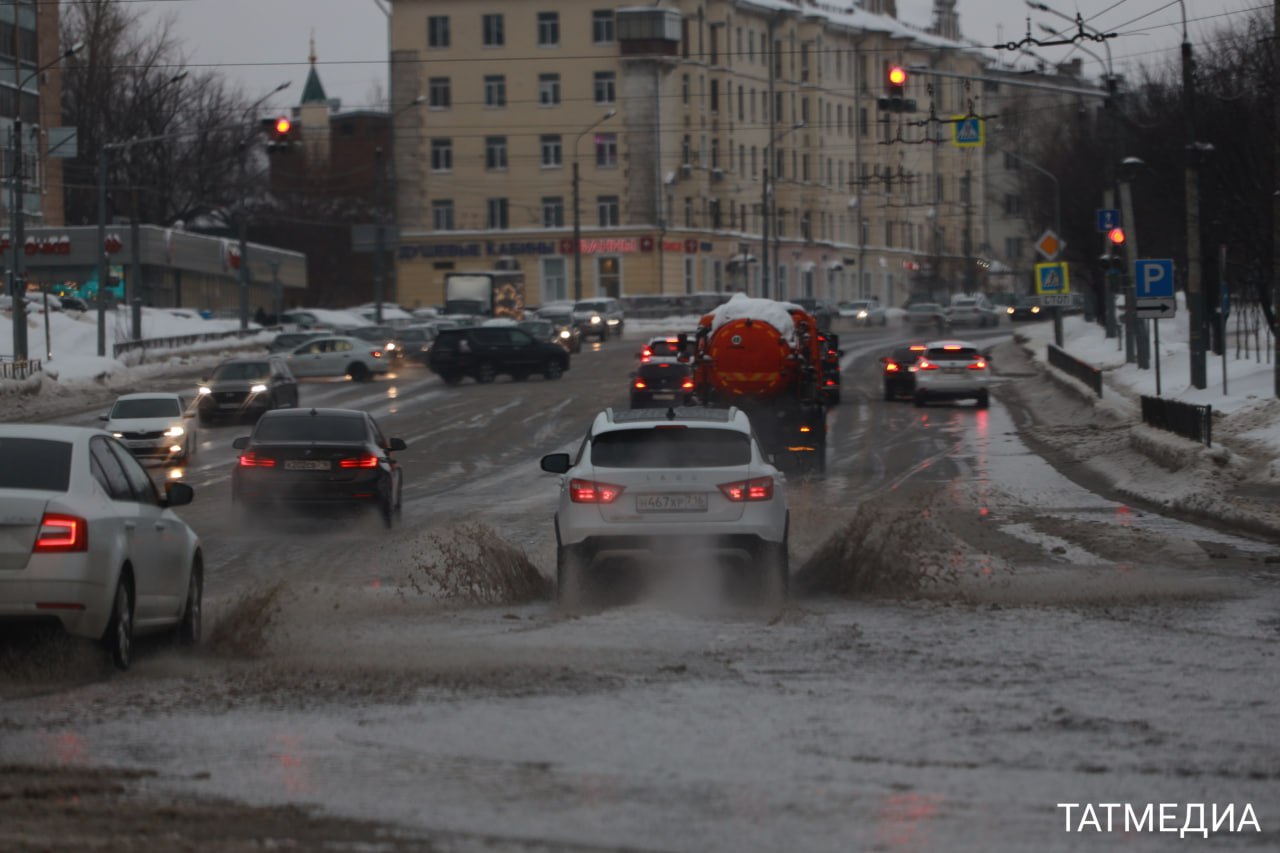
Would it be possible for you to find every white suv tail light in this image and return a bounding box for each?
[570,479,625,504]
[718,476,774,502]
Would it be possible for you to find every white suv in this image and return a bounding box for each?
[911,340,992,408]
[540,407,789,607]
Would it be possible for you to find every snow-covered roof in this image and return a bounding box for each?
[481,317,518,327]
[709,293,796,342]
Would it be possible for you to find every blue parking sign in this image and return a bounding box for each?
[1134,259,1175,298]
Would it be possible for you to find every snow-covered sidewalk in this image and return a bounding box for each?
[1008,296,1280,538]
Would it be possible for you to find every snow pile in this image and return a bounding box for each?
[285,307,372,330]
[708,293,796,341]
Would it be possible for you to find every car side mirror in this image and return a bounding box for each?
[164,481,194,507]
[388,437,407,452]
[98,414,109,421]
[232,436,251,450]
[540,452,571,474]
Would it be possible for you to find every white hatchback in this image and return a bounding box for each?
[911,340,992,408]
[540,407,789,607]
[0,426,203,669]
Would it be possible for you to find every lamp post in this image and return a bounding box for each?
[236,81,291,333]
[998,146,1063,344]
[761,122,806,299]
[572,110,616,302]
[7,40,83,364]
[372,95,425,325]
[1118,156,1148,369]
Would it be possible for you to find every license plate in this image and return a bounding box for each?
[636,493,708,512]
[944,367,968,374]
[284,460,331,471]
[219,402,242,409]
[126,441,153,448]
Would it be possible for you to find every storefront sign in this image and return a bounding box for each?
[0,234,73,255]
[398,240,560,261]
[558,237,641,255]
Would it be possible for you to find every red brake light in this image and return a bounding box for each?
[681,379,694,389]
[718,476,774,502]
[339,454,380,468]
[968,359,987,370]
[916,359,939,370]
[634,379,647,389]
[642,348,652,358]
[885,362,900,373]
[909,345,926,351]
[371,350,383,358]
[33,513,88,553]
[238,451,276,468]
[943,345,963,351]
[664,338,679,344]
[569,478,624,504]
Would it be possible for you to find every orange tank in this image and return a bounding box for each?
[700,316,796,399]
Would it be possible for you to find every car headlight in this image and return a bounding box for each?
[1031,306,1041,314]
[1006,307,1015,314]
[559,330,570,339]
[112,432,123,438]
[857,310,868,318]
[165,426,185,437]
[198,386,212,395]
[385,342,397,351]
[590,315,602,324]
[606,318,620,325]
[250,383,268,394]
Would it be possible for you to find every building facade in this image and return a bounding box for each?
[388,0,990,309]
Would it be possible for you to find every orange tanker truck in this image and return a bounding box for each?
[687,294,828,473]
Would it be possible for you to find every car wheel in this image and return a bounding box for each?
[348,362,371,383]
[976,390,990,409]
[475,361,496,384]
[102,576,134,671]
[511,370,530,382]
[880,316,887,326]
[544,360,563,380]
[176,557,202,647]
[883,384,895,402]
[913,391,927,407]
[379,495,395,529]
[556,545,587,611]
[764,541,790,606]
[441,372,463,386]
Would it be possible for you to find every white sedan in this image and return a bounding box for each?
[839,299,887,326]
[0,426,203,669]
[286,335,391,381]
[102,392,196,464]
[540,407,789,609]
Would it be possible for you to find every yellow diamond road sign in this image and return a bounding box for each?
[1035,229,1063,260]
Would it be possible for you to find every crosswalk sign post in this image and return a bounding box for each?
[1034,261,1070,347]
[951,116,983,148]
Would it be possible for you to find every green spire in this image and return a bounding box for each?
[301,32,327,104]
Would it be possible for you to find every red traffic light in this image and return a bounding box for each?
[273,116,292,136]
[888,66,907,86]
[1107,226,1126,246]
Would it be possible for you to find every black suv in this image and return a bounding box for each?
[428,326,571,385]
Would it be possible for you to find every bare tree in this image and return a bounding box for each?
[60,0,251,227]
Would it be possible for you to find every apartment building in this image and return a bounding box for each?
[389,0,989,309]
[1,0,66,229]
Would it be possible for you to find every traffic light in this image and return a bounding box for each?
[877,64,916,113]
[262,115,296,154]
[1107,226,1126,247]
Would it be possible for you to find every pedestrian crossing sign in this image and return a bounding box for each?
[1034,261,1070,295]
[952,116,984,148]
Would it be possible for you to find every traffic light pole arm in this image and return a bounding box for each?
[906,65,1108,100]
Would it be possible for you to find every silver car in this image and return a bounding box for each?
[102,393,197,464]
[0,426,202,669]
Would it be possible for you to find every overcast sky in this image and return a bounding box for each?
[136,0,1259,113]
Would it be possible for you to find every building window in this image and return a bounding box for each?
[431,200,454,230]
[596,256,621,298]
[1005,236,1024,260]
[681,75,690,105]
[482,14,504,46]
[711,138,720,169]
[542,257,567,301]
[593,71,616,105]
[430,138,452,172]
[487,198,509,229]
[540,135,562,167]
[1004,193,1020,216]
[681,135,691,165]
[485,136,508,170]
[597,195,620,226]
[484,75,506,107]
[427,16,449,48]
[595,133,617,167]
[709,79,719,113]
[592,9,615,43]
[542,196,564,227]
[537,12,559,46]
[428,77,450,109]
[802,154,810,182]
[539,73,561,106]
[684,256,696,293]
[684,197,693,228]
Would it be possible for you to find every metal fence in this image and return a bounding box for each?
[1047,344,1103,397]
[0,359,43,381]
[112,327,278,360]
[1140,395,1213,447]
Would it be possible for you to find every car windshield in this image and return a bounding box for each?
[253,415,367,442]
[212,362,270,381]
[0,437,72,491]
[520,321,554,339]
[574,301,609,312]
[111,398,182,419]
[646,341,681,357]
[591,428,751,468]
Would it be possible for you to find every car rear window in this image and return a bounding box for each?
[0,438,73,491]
[638,363,691,379]
[591,428,750,468]
[212,362,270,381]
[647,341,680,357]
[111,398,182,419]
[253,416,367,442]
[891,348,919,362]
[926,346,980,360]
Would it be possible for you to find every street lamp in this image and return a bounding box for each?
[373,94,427,324]
[7,40,84,364]
[761,122,806,299]
[572,110,616,302]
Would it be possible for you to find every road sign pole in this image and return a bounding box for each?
[1053,307,1063,347]
[1154,318,1162,396]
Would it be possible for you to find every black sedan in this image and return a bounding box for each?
[231,408,406,527]
[882,344,927,401]
[630,362,696,408]
[196,357,299,425]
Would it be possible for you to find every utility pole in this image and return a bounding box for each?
[237,143,251,332]
[764,16,777,299]
[962,169,975,293]
[9,116,28,362]
[1119,157,1148,369]
[96,149,108,357]
[761,167,770,298]
[373,147,386,325]
[1274,0,1280,397]
[1181,14,1206,389]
